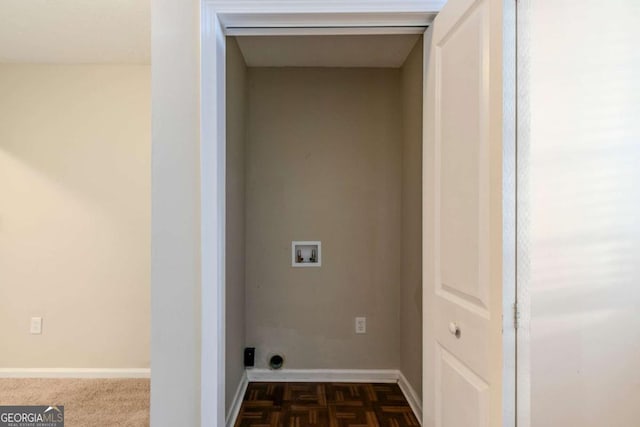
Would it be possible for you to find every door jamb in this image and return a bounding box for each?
[502,0,518,426]
[515,0,531,426]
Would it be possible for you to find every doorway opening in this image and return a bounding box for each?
[224,33,425,425]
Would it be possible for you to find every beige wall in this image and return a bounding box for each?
[245,67,403,369]
[400,38,423,397]
[0,64,150,368]
[225,37,247,413]
[527,1,640,426]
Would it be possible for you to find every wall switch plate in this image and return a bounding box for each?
[355,317,366,334]
[30,317,42,334]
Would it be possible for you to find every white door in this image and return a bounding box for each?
[423,0,514,426]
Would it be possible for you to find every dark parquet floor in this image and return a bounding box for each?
[234,382,420,427]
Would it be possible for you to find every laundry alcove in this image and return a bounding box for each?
[224,33,425,419]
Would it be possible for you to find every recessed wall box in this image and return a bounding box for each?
[292,241,321,267]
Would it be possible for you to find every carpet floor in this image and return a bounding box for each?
[235,382,420,426]
[0,378,149,426]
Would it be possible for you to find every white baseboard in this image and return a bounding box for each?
[226,371,248,427]
[0,368,151,379]
[245,368,399,383]
[397,371,423,425]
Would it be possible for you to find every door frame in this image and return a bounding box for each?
[515,0,531,426]
[200,1,516,426]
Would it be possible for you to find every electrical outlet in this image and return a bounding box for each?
[355,317,366,334]
[30,317,42,335]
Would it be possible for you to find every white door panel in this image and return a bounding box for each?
[435,298,491,380]
[436,345,489,427]
[424,0,509,425]
[437,0,489,321]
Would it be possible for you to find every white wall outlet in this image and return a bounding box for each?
[355,317,366,334]
[30,317,42,335]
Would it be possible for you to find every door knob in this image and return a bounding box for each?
[449,322,461,338]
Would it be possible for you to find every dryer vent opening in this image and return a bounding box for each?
[269,354,284,370]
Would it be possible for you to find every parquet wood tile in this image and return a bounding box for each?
[234,382,419,427]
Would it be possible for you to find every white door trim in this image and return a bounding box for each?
[224,26,428,36]
[200,2,515,426]
[225,371,248,427]
[200,5,227,427]
[502,0,518,425]
[515,0,532,426]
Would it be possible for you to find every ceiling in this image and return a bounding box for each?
[0,0,150,63]
[235,35,421,68]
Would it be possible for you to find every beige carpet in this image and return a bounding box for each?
[0,378,149,426]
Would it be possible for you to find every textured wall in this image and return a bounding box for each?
[0,64,150,368]
[526,1,640,426]
[245,67,403,369]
